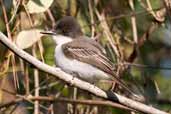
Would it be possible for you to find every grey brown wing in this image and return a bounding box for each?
[62,39,116,75]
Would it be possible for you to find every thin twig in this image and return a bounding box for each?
[46,9,56,28]
[32,44,40,114]
[88,0,95,38]
[122,62,171,70]
[129,0,138,44]
[73,87,77,114]
[11,54,19,89]
[25,63,30,95]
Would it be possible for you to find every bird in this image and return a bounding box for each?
[41,16,133,94]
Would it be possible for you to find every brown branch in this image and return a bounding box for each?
[0,32,169,114]
[0,93,135,112]
[0,88,133,111]
[30,96,135,112]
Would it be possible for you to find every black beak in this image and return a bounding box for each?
[40,30,57,35]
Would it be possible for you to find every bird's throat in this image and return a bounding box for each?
[53,35,73,45]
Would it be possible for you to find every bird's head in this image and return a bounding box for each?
[41,16,83,44]
[54,16,83,38]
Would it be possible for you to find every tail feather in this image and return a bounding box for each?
[110,72,135,95]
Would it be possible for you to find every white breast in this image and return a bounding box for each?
[54,44,111,83]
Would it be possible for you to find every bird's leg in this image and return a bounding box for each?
[71,72,77,80]
[92,82,97,89]
[67,72,79,86]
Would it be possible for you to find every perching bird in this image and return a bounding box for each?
[41,16,133,94]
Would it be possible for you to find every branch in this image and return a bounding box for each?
[0,32,168,114]
[0,95,135,112]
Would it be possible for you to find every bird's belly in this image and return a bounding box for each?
[55,46,111,83]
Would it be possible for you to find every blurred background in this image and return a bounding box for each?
[0,0,171,114]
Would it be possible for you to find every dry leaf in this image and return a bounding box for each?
[26,0,53,14]
[16,29,44,49]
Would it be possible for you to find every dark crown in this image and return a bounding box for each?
[55,16,83,38]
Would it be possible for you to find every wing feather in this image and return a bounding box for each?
[62,38,116,75]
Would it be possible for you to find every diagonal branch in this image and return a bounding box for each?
[0,32,168,114]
